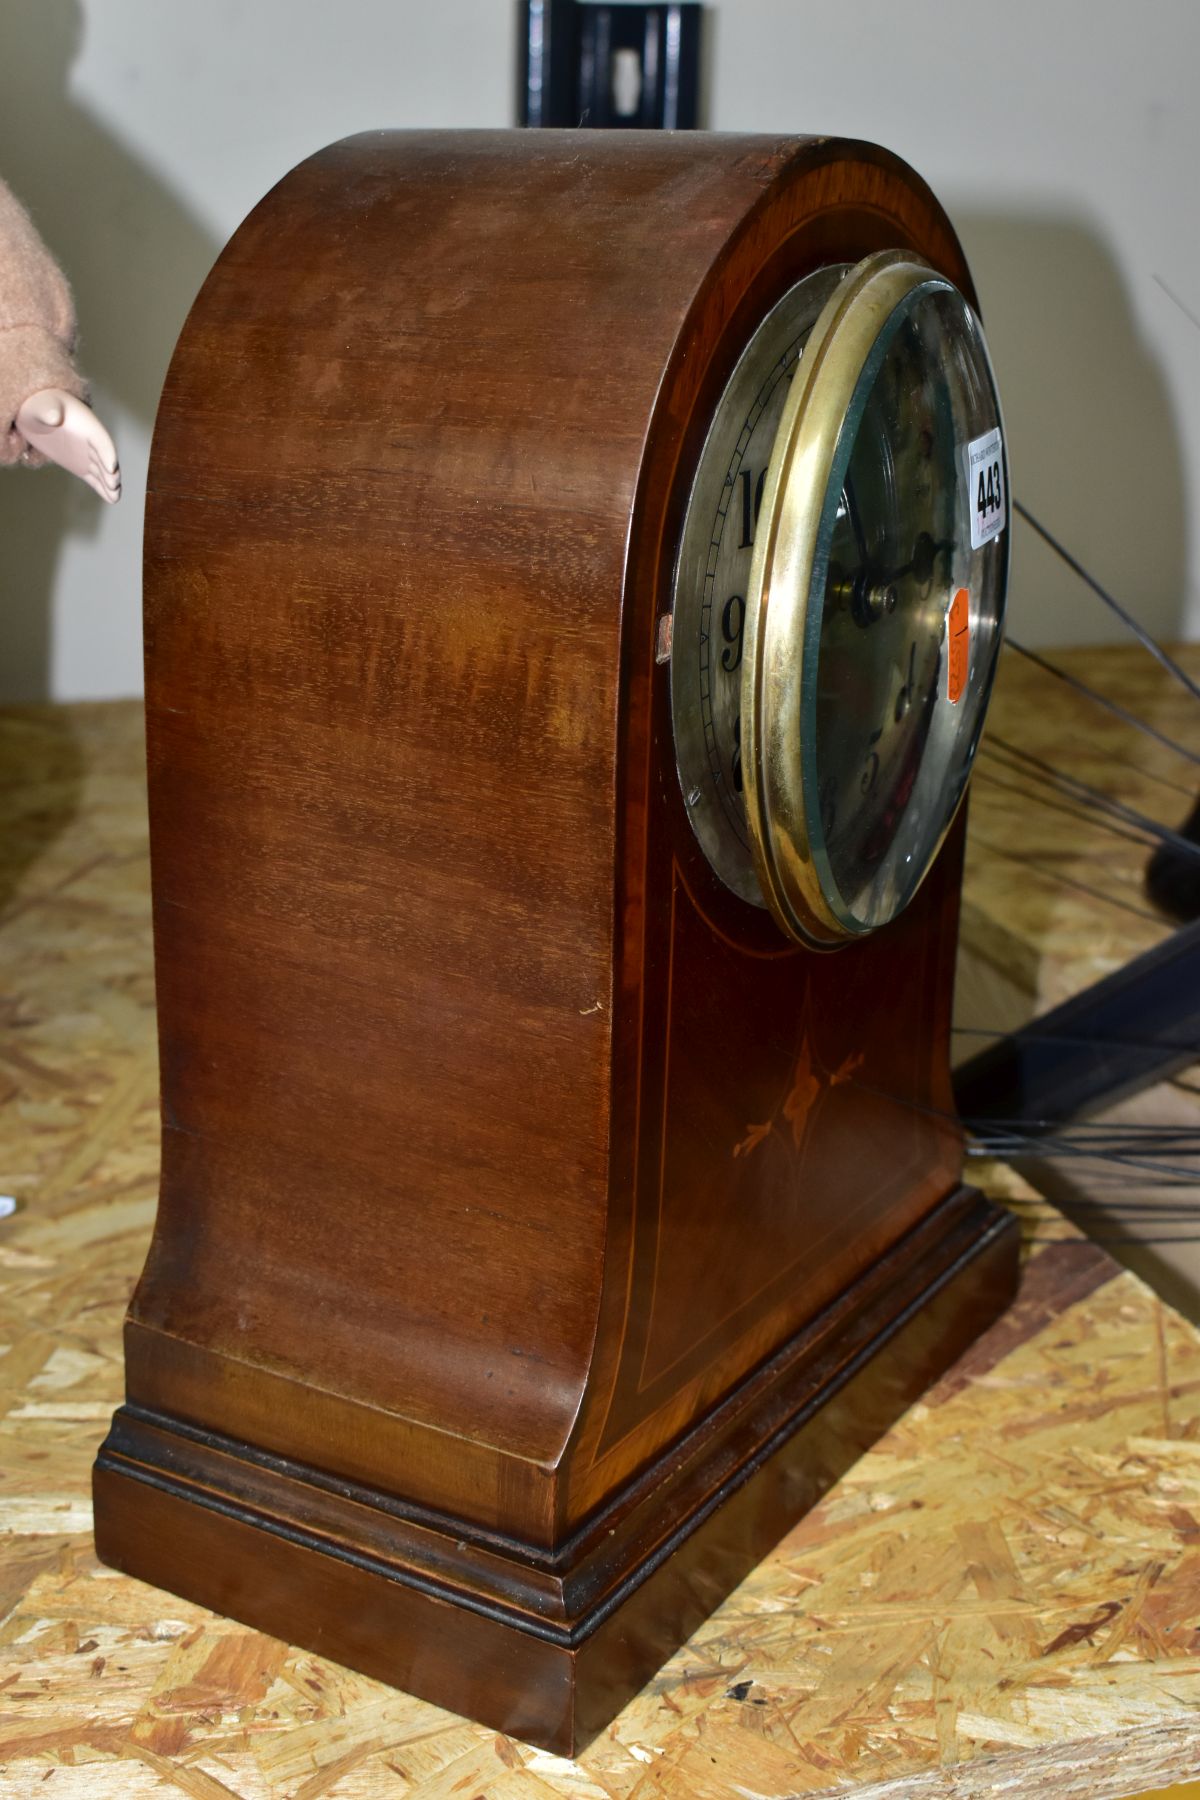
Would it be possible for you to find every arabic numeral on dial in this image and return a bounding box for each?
[977,459,1002,519]
[721,594,745,672]
[732,713,744,793]
[738,467,768,548]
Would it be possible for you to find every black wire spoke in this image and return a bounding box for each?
[984,737,1200,861]
[1153,271,1200,334]
[968,1141,1200,1179]
[1003,637,1200,774]
[1014,501,1200,703]
[846,1070,1200,1165]
[973,766,1167,854]
[965,1127,1200,1175]
[968,835,1166,922]
[832,1063,1200,1196]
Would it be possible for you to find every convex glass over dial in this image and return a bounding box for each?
[670,250,1009,943]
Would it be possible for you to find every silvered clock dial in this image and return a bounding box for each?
[671,266,847,905]
[671,250,1009,943]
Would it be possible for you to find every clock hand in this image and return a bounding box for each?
[842,476,870,561]
[833,534,953,628]
[880,532,954,587]
[830,564,898,628]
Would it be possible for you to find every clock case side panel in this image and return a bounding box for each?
[558,138,1019,1542]
[95,132,841,1552]
[93,130,1019,1756]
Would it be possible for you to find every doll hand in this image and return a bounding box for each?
[15,389,121,503]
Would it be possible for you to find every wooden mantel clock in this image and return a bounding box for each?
[94,129,1019,1754]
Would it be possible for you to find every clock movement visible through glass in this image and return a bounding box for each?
[671,251,1009,945]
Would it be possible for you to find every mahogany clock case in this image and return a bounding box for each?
[93,130,1020,1754]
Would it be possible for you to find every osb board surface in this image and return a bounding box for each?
[960,641,1198,1014]
[957,643,1200,1322]
[1,697,1200,1798]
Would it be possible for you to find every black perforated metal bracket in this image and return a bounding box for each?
[519,1,702,130]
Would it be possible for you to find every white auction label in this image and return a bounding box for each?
[966,427,1006,550]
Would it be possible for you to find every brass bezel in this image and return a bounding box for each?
[669,267,846,905]
[742,250,961,947]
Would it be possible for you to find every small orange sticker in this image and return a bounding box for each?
[947,588,970,704]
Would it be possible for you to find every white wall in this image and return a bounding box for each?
[1,0,1197,700]
[710,0,1200,663]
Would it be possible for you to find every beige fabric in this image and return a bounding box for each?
[0,177,86,467]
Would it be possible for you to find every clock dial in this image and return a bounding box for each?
[670,267,848,904]
[743,252,1008,943]
[672,251,1009,944]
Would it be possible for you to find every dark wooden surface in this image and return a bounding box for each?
[96,1190,1018,1752]
[95,129,1016,1753]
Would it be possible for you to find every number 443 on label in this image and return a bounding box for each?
[967,426,1005,550]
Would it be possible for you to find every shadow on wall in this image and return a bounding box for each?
[0,0,219,702]
[953,210,1188,647]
